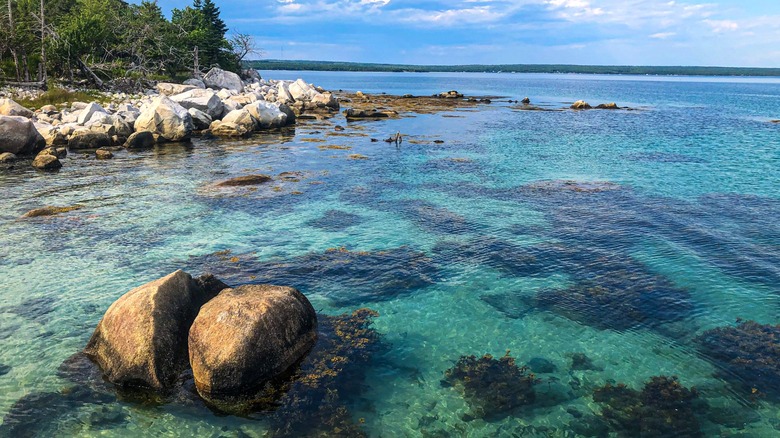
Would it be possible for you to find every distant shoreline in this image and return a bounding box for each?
[247,60,780,77]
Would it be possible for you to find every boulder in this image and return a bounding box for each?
[32,153,62,170]
[38,146,67,159]
[83,270,226,390]
[39,104,58,114]
[0,115,46,155]
[156,82,196,96]
[288,79,318,102]
[124,131,156,149]
[68,131,111,150]
[188,108,212,131]
[276,82,294,104]
[571,100,592,110]
[0,98,33,118]
[77,102,108,125]
[0,152,17,163]
[596,103,619,110]
[242,69,262,82]
[220,99,242,117]
[221,109,256,132]
[209,121,250,137]
[183,78,206,89]
[245,101,288,128]
[134,96,194,142]
[170,88,224,119]
[188,285,318,401]
[35,124,67,146]
[203,67,243,92]
[311,92,338,109]
[95,149,113,159]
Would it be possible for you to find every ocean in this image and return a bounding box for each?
[1,71,779,436]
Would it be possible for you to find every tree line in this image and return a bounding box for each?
[0,0,257,87]
[249,60,780,77]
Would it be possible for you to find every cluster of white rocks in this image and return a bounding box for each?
[0,68,340,170]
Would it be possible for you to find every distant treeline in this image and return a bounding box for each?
[247,60,780,77]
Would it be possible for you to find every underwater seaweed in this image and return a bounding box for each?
[441,352,540,420]
[695,320,780,399]
[593,376,703,437]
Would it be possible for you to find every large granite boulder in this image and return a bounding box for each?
[0,115,46,155]
[221,108,256,132]
[276,82,294,104]
[0,98,33,118]
[156,82,196,96]
[188,108,212,131]
[245,101,288,128]
[68,131,111,150]
[31,153,62,170]
[288,79,318,102]
[203,67,243,92]
[124,131,155,149]
[134,96,194,142]
[77,102,108,125]
[84,270,227,390]
[188,285,318,401]
[170,88,224,119]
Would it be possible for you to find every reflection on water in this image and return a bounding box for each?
[1,72,780,436]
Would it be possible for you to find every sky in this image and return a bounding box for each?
[147,0,780,67]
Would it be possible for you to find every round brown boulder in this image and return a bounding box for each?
[84,270,222,390]
[188,285,318,401]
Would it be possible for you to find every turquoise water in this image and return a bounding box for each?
[1,72,779,436]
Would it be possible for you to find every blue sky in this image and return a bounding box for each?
[147,0,780,67]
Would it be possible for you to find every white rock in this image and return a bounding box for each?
[157,82,196,96]
[0,98,33,118]
[203,68,243,92]
[170,88,225,119]
[221,109,256,132]
[77,102,108,125]
[134,96,194,142]
[188,108,212,131]
[245,101,288,129]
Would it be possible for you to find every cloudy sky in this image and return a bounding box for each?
[148,0,780,67]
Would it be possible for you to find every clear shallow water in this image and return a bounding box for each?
[1,72,779,436]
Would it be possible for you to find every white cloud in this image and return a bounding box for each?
[703,19,739,33]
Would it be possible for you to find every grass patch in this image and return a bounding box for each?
[15,88,106,110]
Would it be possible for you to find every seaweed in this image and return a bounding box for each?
[441,352,540,420]
[535,261,694,331]
[695,320,780,399]
[593,376,703,437]
[0,386,118,438]
[186,246,439,306]
[256,308,383,437]
[305,209,364,232]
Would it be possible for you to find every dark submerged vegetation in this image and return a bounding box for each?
[441,352,540,420]
[695,320,780,399]
[593,376,704,437]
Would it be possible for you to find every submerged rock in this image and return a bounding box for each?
[216,174,273,187]
[527,357,557,374]
[189,285,318,403]
[0,363,10,377]
[31,153,62,171]
[442,352,539,419]
[570,352,603,371]
[596,103,620,109]
[22,205,82,218]
[695,320,780,399]
[593,376,703,437]
[84,270,224,390]
[0,152,16,163]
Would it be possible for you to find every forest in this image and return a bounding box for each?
[248,60,780,77]
[0,0,255,88]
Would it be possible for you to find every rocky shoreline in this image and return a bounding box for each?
[0,67,342,169]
